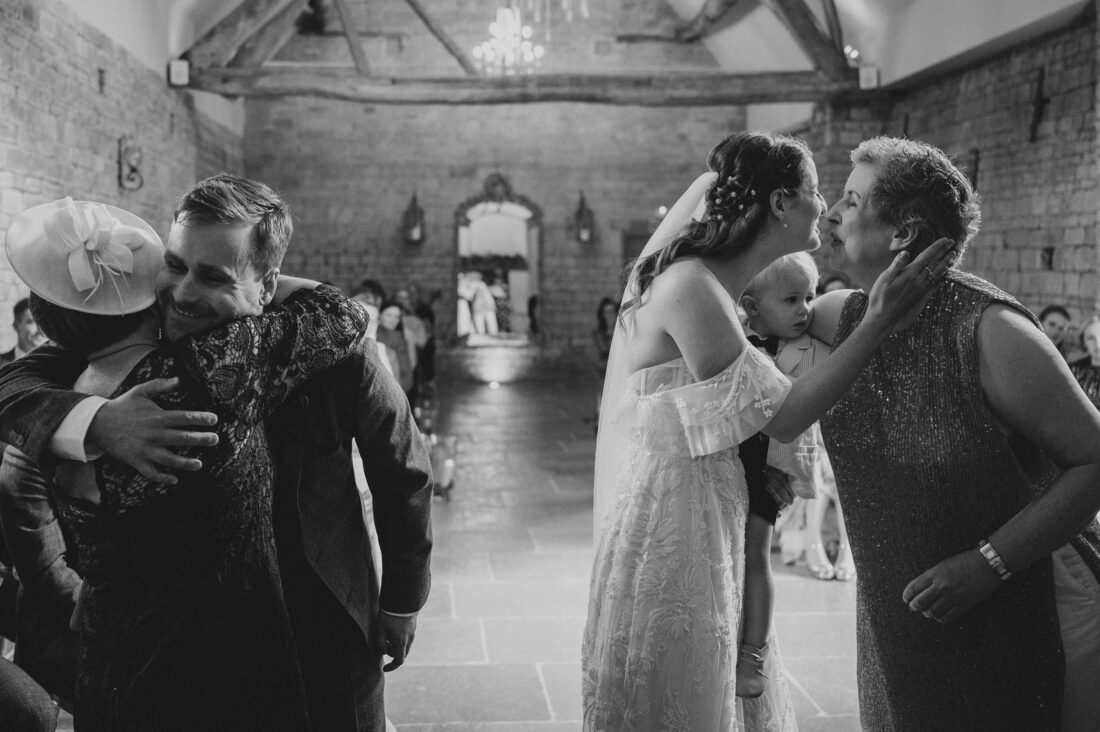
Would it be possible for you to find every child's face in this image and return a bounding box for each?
[748,271,816,340]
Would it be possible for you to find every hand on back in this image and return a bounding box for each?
[88,378,219,484]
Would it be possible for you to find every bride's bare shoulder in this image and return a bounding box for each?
[647,259,724,305]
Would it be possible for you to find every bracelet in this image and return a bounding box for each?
[977,539,1012,581]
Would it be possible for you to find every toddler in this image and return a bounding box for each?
[735,252,834,696]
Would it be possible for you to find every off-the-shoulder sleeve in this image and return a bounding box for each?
[175,284,368,422]
[664,346,791,458]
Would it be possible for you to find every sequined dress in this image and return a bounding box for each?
[54,285,367,731]
[583,346,798,731]
[820,270,1072,731]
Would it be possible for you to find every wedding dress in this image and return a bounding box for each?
[583,172,798,731]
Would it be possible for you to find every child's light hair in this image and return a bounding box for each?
[743,252,820,298]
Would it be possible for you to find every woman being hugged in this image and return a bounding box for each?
[582,131,953,731]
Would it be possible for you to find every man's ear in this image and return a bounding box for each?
[740,294,759,317]
[259,268,280,306]
[888,224,919,252]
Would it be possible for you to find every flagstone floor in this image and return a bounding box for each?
[384,354,861,731]
[56,349,861,731]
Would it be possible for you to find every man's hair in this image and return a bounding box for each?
[174,173,292,273]
[29,293,148,357]
[851,137,981,257]
[12,297,30,322]
[743,252,820,298]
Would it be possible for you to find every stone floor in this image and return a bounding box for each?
[384,354,862,731]
[56,349,861,731]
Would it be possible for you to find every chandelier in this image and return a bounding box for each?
[471,0,590,76]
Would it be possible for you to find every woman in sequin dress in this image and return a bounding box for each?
[813,136,1100,730]
[582,132,954,731]
[5,197,368,731]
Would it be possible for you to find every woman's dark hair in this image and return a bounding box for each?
[29,293,149,357]
[595,297,618,334]
[1039,304,1071,323]
[627,131,812,308]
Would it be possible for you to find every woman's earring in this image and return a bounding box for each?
[782,219,788,229]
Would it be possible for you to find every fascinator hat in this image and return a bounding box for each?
[5,197,164,315]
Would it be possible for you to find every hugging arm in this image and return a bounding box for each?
[902,305,1100,623]
[0,344,218,483]
[354,343,433,670]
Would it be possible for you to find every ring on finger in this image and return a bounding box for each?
[923,266,936,281]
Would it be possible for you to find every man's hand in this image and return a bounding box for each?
[901,549,1002,624]
[378,611,417,672]
[88,378,218,484]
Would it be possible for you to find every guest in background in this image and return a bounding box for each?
[1070,315,1100,410]
[0,299,45,367]
[592,297,617,377]
[1040,304,1084,362]
[352,279,387,310]
[378,302,415,397]
[469,272,498,336]
[816,271,850,295]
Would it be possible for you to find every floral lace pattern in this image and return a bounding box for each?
[583,348,798,731]
[55,285,366,729]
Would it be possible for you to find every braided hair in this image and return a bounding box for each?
[628,132,812,308]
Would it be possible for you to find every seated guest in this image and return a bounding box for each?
[1039,304,1084,362]
[0,298,45,367]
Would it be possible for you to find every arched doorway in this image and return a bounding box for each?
[454,173,542,346]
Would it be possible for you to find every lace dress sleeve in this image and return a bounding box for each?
[661,346,792,458]
[173,284,367,423]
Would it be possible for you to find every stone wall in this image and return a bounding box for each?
[810,7,1098,319]
[0,0,242,350]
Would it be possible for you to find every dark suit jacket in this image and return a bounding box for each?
[0,350,14,369]
[0,337,433,654]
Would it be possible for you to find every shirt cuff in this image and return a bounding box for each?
[48,396,108,461]
[380,608,418,618]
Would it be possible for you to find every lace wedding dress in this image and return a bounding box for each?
[583,346,799,731]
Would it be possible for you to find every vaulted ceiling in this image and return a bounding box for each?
[68,0,1093,109]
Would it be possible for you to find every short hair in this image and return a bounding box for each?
[1039,304,1071,323]
[29,293,148,357]
[12,297,30,322]
[352,279,386,303]
[174,173,292,274]
[743,252,820,298]
[851,137,981,257]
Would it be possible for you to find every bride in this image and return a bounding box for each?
[582,131,955,731]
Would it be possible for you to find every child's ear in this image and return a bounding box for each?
[888,224,919,253]
[740,294,759,317]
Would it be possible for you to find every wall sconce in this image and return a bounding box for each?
[118,136,144,192]
[574,191,594,243]
[402,191,425,244]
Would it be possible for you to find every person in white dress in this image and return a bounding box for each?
[583,131,956,731]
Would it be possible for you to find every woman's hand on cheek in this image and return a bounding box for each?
[865,237,956,328]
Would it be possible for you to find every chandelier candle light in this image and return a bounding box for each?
[472,7,544,76]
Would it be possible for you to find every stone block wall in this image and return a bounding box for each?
[810,8,1098,319]
[0,0,242,350]
[248,97,745,346]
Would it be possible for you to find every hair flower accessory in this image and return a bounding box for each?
[43,197,156,301]
[5,197,165,315]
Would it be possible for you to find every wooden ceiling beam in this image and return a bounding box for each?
[758,0,849,76]
[185,0,307,69]
[331,0,370,74]
[820,0,844,52]
[229,1,309,68]
[402,0,479,76]
[675,0,741,42]
[189,66,858,106]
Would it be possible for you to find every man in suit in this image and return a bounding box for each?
[0,174,433,731]
[0,299,44,366]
